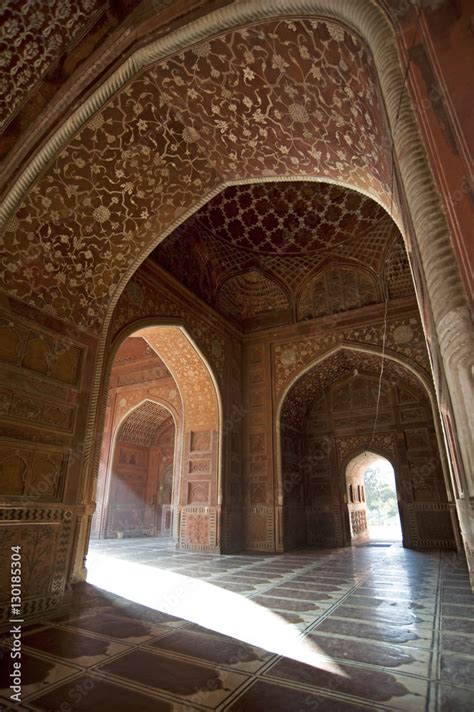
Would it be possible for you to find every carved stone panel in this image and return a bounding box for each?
[0,445,67,500]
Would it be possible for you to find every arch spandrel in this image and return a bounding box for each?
[138,326,220,433]
[273,314,432,402]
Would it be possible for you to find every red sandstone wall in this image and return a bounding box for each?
[0,297,98,621]
[391,0,474,305]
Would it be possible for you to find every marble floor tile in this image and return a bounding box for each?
[263,586,335,602]
[343,594,436,613]
[285,578,350,589]
[441,632,474,657]
[146,628,272,672]
[305,632,431,677]
[28,675,176,711]
[21,626,130,668]
[441,616,474,635]
[98,648,248,707]
[58,611,171,644]
[0,650,79,702]
[225,679,371,711]
[433,683,474,712]
[441,603,474,617]
[315,616,434,650]
[332,603,433,629]
[264,656,428,711]
[439,653,474,688]
[250,594,330,613]
[3,541,471,712]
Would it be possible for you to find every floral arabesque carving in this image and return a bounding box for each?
[2,18,393,330]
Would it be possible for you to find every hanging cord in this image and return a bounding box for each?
[369,277,389,450]
[368,2,423,450]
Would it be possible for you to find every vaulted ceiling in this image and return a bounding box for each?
[150,181,414,331]
[118,399,173,447]
[1,14,397,330]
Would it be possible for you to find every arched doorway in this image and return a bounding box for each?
[277,347,456,552]
[90,323,222,554]
[104,401,176,540]
[345,451,402,545]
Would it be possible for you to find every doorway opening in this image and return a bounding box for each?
[346,451,402,544]
[106,400,176,540]
[90,324,222,552]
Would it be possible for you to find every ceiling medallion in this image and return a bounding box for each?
[392,325,413,344]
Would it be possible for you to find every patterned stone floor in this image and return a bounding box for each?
[1,540,473,711]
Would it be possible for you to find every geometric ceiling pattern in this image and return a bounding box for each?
[151,182,414,330]
[1,18,394,330]
[117,399,173,448]
[281,348,427,430]
[217,270,290,321]
[177,182,388,255]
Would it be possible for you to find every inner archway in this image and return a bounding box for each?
[278,347,456,552]
[106,401,176,540]
[345,451,402,545]
[89,323,222,554]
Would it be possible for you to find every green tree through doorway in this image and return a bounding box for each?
[364,466,399,526]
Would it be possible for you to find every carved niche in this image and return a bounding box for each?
[298,266,379,320]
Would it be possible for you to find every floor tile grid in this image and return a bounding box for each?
[0,604,207,711]
[2,543,472,712]
[204,548,433,711]
[114,548,375,710]
[433,553,474,711]
[213,556,385,710]
[2,629,239,712]
[2,602,256,710]
[302,590,437,678]
[89,545,473,712]
[2,546,381,712]
[229,555,437,712]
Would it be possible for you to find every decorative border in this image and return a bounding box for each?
[0,508,73,624]
[179,505,218,552]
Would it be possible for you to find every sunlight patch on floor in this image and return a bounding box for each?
[87,550,347,676]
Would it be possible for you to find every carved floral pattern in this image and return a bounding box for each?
[274,314,430,395]
[142,327,219,432]
[0,0,104,132]
[2,18,393,329]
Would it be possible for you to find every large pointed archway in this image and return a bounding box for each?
[85,321,223,569]
[277,346,457,552]
[0,2,472,624]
